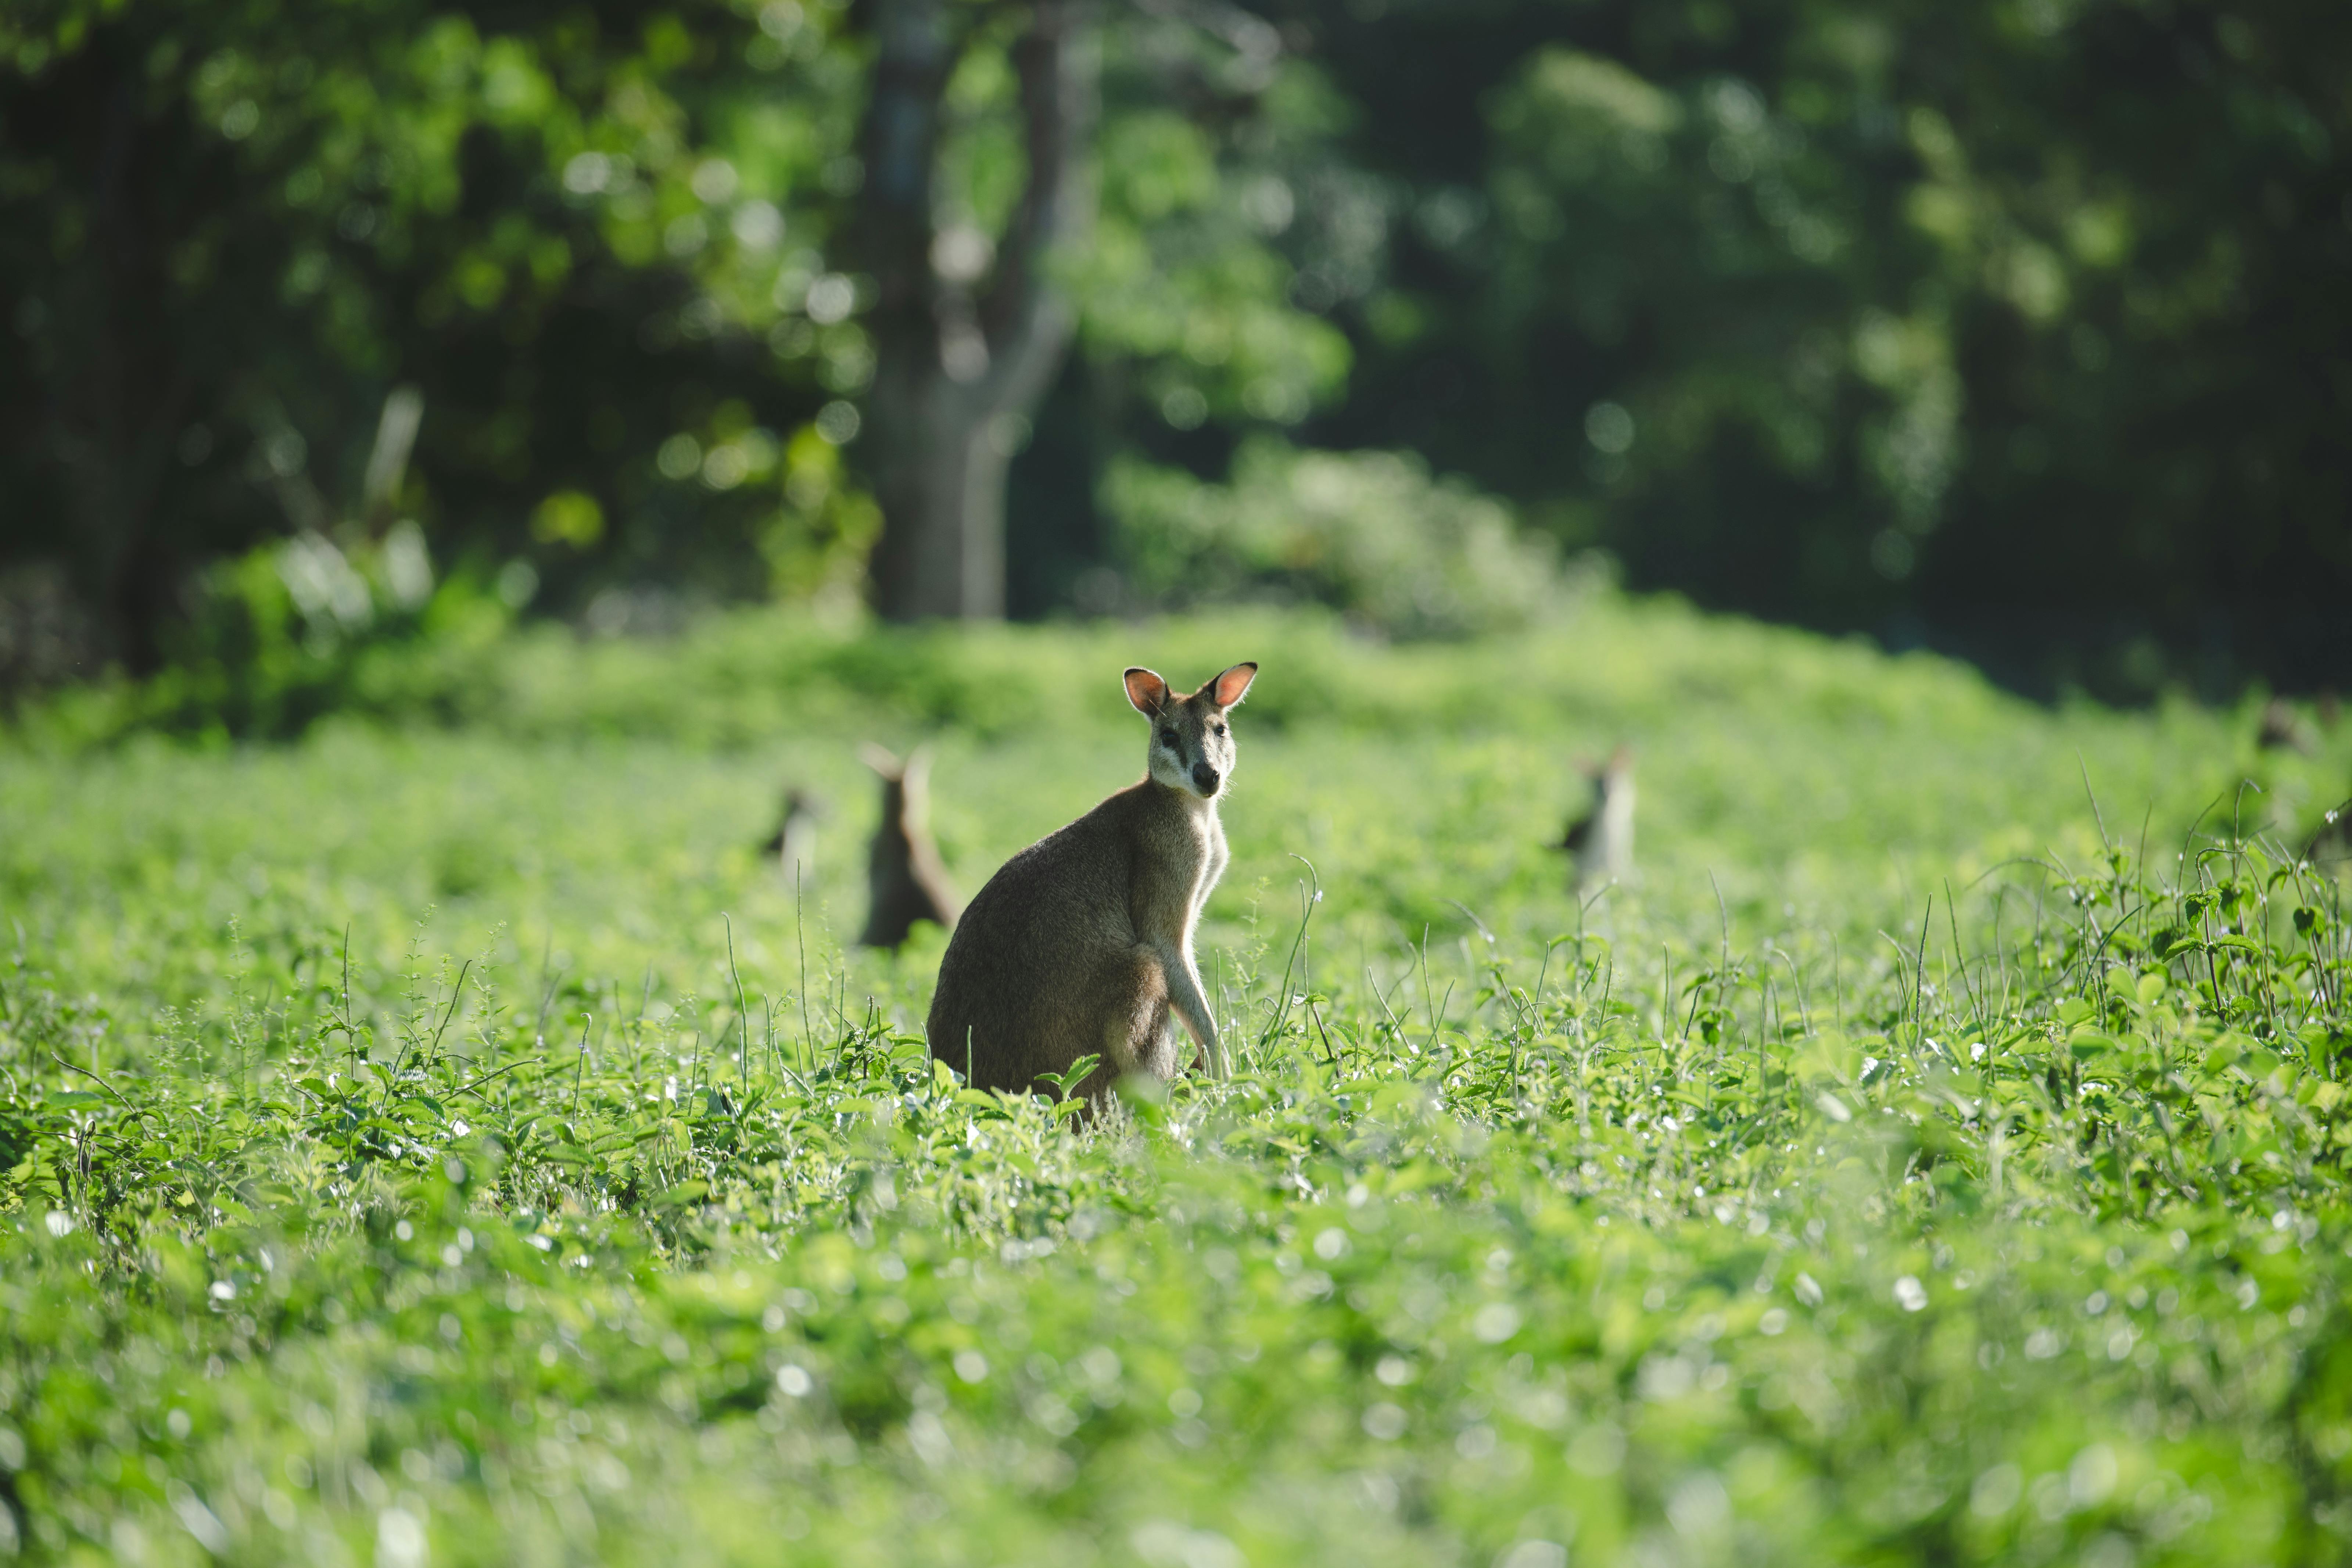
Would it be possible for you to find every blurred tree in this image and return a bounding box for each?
[1273,0,2352,697]
[0,0,1349,654]
[6,0,2348,694]
[850,0,1093,620]
[0,0,864,671]
[845,0,1354,620]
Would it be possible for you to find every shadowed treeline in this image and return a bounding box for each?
[4,0,2347,702]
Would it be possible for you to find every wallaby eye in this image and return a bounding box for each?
[1212,724,1226,736]
[1158,730,1176,746]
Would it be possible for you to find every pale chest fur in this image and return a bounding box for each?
[1187,807,1227,918]
[1134,794,1226,945]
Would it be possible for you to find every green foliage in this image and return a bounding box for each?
[0,0,875,647]
[0,0,1358,657]
[1105,440,1586,638]
[5,609,2352,1560]
[759,425,882,612]
[1079,62,1357,431]
[43,528,516,742]
[1306,0,2352,691]
[9,0,2351,692]
[1470,32,1973,578]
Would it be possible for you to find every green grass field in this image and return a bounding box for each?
[4,596,2351,1566]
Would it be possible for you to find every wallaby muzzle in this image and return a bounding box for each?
[1193,763,1220,795]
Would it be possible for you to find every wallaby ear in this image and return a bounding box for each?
[1124,667,1170,716]
[859,742,903,780]
[1205,661,1258,709]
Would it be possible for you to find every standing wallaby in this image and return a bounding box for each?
[2304,797,2352,875]
[1552,745,1635,891]
[858,744,961,948]
[759,786,822,884]
[927,662,1257,1104]
[2258,698,2317,756]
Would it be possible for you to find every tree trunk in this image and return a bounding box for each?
[853,0,1094,622]
[66,70,187,675]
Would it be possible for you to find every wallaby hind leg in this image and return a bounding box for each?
[1078,946,1173,1106]
[1124,946,1183,1082]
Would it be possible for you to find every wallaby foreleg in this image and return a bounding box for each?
[1158,946,1226,1080]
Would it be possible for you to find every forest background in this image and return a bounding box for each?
[3,0,2348,710]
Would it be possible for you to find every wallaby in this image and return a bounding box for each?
[2258,697,2317,756]
[759,786,822,884]
[927,662,1257,1105]
[1552,745,1635,892]
[2306,793,2352,879]
[858,744,961,949]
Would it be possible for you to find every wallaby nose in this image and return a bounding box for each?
[1192,762,1220,795]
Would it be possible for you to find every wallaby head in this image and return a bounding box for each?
[1590,744,1634,796]
[1553,743,1636,891]
[761,785,822,864]
[1124,663,1257,801]
[860,742,934,824]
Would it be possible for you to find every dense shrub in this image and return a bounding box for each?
[2,613,2351,1561]
[1106,441,1592,639]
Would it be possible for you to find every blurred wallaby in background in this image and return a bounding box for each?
[928,662,1257,1105]
[759,787,823,885]
[2305,794,2352,878]
[2258,698,2318,756]
[1553,746,1636,892]
[857,745,960,948]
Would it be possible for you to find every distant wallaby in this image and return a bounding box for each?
[759,787,822,884]
[1552,745,1635,891]
[2258,698,2317,756]
[2304,798,2352,875]
[927,661,1258,1104]
[858,745,961,949]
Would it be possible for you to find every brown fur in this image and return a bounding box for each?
[1552,745,1635,892]
[858,745,961,948]
[927,662,1256,1104]
[759,786,822,882]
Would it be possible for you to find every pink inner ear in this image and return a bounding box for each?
[1212,663,1257,707]
[1125,668,1169,714]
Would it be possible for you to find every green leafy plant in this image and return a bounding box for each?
[3,606,2351,1564]
[1034,1053,1104,1119]
[1105,438,1590,638]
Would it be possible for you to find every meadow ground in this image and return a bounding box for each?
[3,597,2351,1566]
